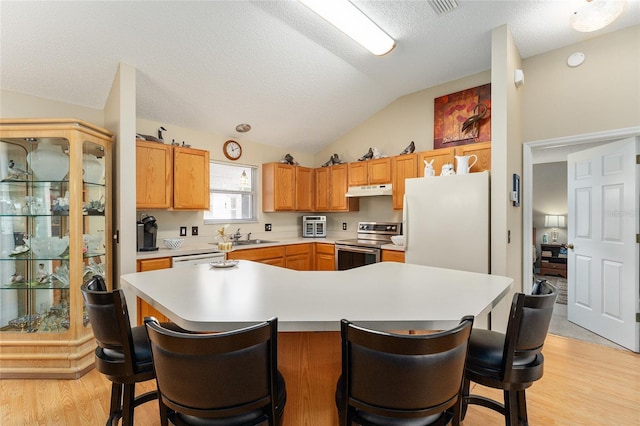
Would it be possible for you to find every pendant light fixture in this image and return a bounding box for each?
[299,0,395,56]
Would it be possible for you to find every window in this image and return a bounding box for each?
[203,162,257,224]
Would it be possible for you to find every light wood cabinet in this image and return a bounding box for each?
[172,146,210,210]
[315,243,335,271]
[392,154,417,210]
[0,118,113,379]
[228,246,286,267]
[136,257,172,325]
[453,141,491,173]
[348,158,391,186]
[314,164,358,212]
[382,250,405,263]
[136,140,210,210]
[263,164,314,212]
[285,244,312,271]
[417,147,455,177]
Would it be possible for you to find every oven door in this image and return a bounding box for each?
[335,245,381,271]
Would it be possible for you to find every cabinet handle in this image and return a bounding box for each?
[566,243,574,250]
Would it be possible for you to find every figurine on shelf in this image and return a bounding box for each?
[36,263,50,284]
[372,148,387,159]
[280,153,299,166]
[10,272,25,283]
[399,141,415,155]
[358,148,374,161]
[321,153,344,167]
[3,160,31,181]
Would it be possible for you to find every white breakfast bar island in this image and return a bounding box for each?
[121,260,513,425]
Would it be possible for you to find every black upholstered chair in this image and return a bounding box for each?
[144,316,287,426]
[462,279,557,426]
[81,275,158,426]
[336,316,474,426]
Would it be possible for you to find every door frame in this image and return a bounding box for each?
[522,126,640,293]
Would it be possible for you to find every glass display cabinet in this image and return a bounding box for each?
[0,119,113,378]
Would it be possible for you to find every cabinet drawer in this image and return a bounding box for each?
[286,243,311,256]
[228,246,285,261]
[315,243,334,255]
[137,257,173,272]
[541,261,565,270]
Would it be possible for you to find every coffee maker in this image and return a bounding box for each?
[137,213,159,251]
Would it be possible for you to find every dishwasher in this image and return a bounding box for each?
[171,252,225,268]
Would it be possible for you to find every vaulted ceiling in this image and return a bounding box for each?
[1,1,638,153]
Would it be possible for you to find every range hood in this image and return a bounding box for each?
[345,183,393,197]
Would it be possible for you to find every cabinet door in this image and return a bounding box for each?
[330,164,359,212]
[417,148,454,177]
[392,154,417,210]
[136,257,172,325]
[263,163,295,212]
[136,140,172,209]
[454,141,491,173]
[348,162,368,186]
[382,250,405,263]
[315,243,335,271]
[285,244,312,271]
[314,167,330,212]
[173,146,210,210]
[295,167,314,211]
[368,158,392,184]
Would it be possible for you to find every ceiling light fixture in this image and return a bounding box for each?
[235,123,251,133]
[299,0,396,56]
[570,0,626,32]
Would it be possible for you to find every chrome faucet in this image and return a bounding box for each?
[247,232,252,241]
[231,228,242,241]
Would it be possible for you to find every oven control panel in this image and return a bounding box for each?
[357,222,402,236]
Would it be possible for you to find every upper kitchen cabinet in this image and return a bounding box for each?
[348,158,391,186]
[136,140,210,210]
[262,163,315,212]
[453,141,491,173]
[0,118,113,378]
[391,154,417,210]
[318,163,359,212]
[417,147,454,177]
[172,146,209,210]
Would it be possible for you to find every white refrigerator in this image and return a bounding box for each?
[403,171,490,273]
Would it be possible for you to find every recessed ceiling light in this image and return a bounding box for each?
[567,52,586,67]
[299,0,395,56]
[570,0,626,32]
[235,123,251,133]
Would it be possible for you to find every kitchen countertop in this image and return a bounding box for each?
[122,260,511,332]
[136,237,341,260]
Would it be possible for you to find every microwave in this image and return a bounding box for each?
[302,215,327,238]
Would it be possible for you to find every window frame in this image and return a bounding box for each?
[203,161,258,225]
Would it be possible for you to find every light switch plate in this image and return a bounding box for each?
[180,226,187,236]
[191,226,198,236]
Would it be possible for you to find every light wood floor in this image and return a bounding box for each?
[1,333,639,425]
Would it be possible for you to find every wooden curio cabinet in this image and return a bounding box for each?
[0,119,113,378]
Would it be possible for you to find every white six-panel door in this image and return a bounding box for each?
[567,137,639,352]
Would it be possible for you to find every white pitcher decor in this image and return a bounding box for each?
[455,154,477,174]
[423,159,435,177]
[27,141,69,181]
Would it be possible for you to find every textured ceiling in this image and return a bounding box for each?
[1,1,638,153]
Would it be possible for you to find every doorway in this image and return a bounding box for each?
[523,127,639,349]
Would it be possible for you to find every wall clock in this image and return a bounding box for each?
[223,140,242,161]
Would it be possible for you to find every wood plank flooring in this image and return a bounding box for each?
[1,333,639,425]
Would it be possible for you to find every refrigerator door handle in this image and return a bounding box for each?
[402,194,408,249]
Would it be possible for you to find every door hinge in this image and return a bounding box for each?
[637,234,640,244]
[636,313,640,323]
[636,154,640,165]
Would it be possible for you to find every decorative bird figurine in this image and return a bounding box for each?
[321,155,334,167]
[358,148,374,161]
[461,103,488,136]
[281,154,299,166]
[157,126,167,141]
[5,160,31,180]
[321,153,343,167]
[399,141,415,155]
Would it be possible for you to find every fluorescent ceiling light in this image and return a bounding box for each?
[299,0,395,56]
[570,0,626,32]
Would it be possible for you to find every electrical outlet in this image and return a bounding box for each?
[265,223,272,232]
[191,226,198,236]
[342,222,347,231]
[180,226,187,237]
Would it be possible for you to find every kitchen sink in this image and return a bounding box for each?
[233,239,279,246]
[208,239,279,246]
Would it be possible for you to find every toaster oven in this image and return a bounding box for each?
[302,215,327,238]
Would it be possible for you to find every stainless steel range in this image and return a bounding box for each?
[335,221,402,270]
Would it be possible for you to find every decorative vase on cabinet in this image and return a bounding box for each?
[0,118,113,379]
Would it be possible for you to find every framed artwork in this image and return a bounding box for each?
[433,83,491,149]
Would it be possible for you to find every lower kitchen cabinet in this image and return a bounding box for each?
[285,244,312,271]
[136,257,172,325]
[315,243,335,271]
[227,246,286,267]
[382,249,405,263]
